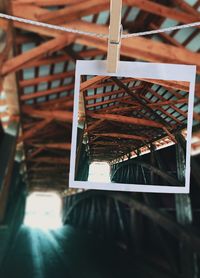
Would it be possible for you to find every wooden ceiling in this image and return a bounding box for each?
[80,76,190,162]
[0,0,199,191]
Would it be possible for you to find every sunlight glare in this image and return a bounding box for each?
[88,162,111,183]
[24,192,63,229]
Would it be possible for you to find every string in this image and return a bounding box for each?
[0,13,200,39]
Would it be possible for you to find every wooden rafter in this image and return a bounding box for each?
[89,113,163,128]
[92,132,148,141]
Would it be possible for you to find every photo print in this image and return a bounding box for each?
[69,61,196,193]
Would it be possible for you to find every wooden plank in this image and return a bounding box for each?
[20,84,73,101]
[175,137,195,277]
[112,160,183,186]
[28,167,67,172]
[1,35,75,76]
[13,0,82,6]
[85,85,143,101]
[170,0,200,17]
[91,141,135,146]
[11,3,47,20]
[93,132,147,141]
[86,119,105,132]
[0,127,19,222]
[120,98,188,108]
[37,0,109,24]
[86,96,131,109]
[22,106,73,122]
[80,76,109,91]
[137,78,189,92]
[27,157,69,164]
[6,16,200,73]
[111,77,178,143]
[73,22,200,73]
[64,190,200,254]
[27,147,44,159]
[31,0,200,27]
[195,83,200,97]
[31,143,71,150]
[125,0,200,24]
[19,71,74,87]
[19,118,52,142]
[89,113,163,128]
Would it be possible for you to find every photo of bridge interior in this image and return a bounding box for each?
[0,0,200,277]
[75,75,190,187]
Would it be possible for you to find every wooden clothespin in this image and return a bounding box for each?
[107,0,122,73]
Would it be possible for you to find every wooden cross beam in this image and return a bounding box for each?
[27,157,69,164]
[89,113,163,128]
[1,35,75,76]
[74,21,200,73]
[86,119,105,133]
[30,143,71,150]
[85,85,143,101]
[19,118,52,143]
[92,132,147,141]
[80,76,109,91]
[20,84,73,101]
[124,0,200,25]
[19,71,74,88]
[86,96,131,109]
[22,106,73,122]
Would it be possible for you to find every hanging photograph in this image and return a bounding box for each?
[69,61,196,193]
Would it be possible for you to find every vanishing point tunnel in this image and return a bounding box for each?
[1,0,200,278]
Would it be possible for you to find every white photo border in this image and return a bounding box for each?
[69,60,196,193]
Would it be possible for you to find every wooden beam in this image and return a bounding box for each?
[37,0,109,24]
[195,83,200,98]
[31,143,71,150]
[80,76,109,91]
[93,132,147,141]
[124,0,200,25]
[173,0,200,17]
[73,22,200,73]
[19,71,74,87]
[89,113,163,128]
[27,147,44,159]
[109,192,200,254]
[1,35,75,76]
[11,3,47,20]
[137,78,189,92]
[85,85,143,101]
[19,118,52,142]
[20,84,73,101]
[86,119,105,132]
[119,98,188,108]
[13,0,80,6]
[86,96,131,109]
[91,141,135,146]
[112,160,183,186]
[22,106,73,122]
[28,167,66,172]
[111,77,180,141]
[5,16,199,73]
[27,157,69,164]
[33,0,200,27]
[175,136,196,277]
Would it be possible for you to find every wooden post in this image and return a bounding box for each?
[175,136,197,278]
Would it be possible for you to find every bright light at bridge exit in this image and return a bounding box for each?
[24,192,63,229]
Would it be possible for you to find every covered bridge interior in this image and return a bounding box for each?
[0,0,200,277]
[75,75,190,187]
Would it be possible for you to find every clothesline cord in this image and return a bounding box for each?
[0,13,199,39]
